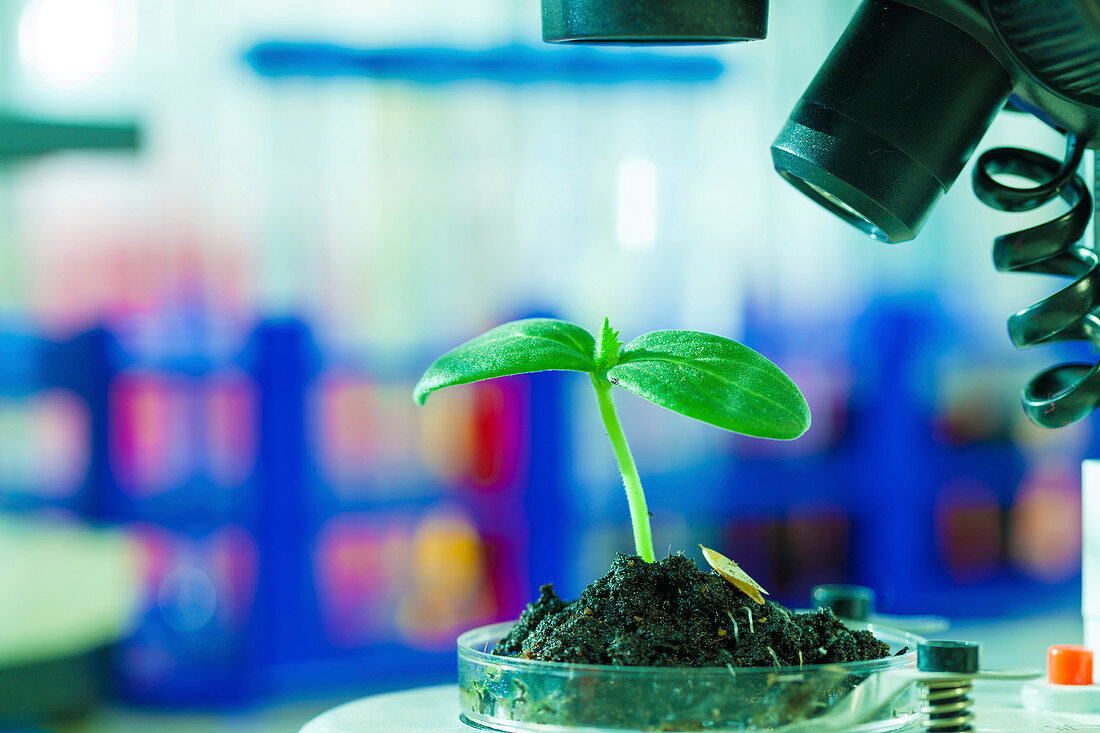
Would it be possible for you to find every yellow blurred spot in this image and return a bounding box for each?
[397,511,494,646]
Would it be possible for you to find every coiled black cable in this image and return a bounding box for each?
[971,134,1098,428]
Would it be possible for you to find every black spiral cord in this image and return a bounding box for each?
[971,133,1098,428]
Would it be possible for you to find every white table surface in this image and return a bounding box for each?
[301,609,1100,733]
[300,682,1100,732]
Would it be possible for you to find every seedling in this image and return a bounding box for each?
[414,317,810,563]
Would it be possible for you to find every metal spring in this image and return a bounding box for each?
[919,677,974,732]
[972,134,1097,428]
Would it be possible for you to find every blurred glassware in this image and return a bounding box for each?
[0,514,140,724]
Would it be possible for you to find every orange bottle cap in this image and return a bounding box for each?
[1048,645,1094,686]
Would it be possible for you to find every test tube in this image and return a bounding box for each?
[1083,460,1100,651]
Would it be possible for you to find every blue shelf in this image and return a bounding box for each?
[245,43,726,84]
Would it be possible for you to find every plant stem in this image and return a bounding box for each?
[591,375,656,563]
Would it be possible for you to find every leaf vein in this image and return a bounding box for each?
[613,354,805,424]
[453,331,591,365]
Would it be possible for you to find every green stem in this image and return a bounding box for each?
[591,375,656,563]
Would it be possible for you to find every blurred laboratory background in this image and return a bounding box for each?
[0,0,1093,730]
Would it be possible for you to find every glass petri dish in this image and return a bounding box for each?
[458,620,923,732]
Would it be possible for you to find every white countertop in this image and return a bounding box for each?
[300,609,1100,733]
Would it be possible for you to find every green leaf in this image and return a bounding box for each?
[413,318,596,404]
[607,330,810,439]
[595,317,623,373]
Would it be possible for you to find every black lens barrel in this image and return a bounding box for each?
[772,0,1012,242]
[541,0,768,44]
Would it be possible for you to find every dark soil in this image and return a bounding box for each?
[493,553,890,668]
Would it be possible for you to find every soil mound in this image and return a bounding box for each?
[494,553,890,668]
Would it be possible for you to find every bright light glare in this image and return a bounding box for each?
[18,0,121,88]
[616,158,657,250]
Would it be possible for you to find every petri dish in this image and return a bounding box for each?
[458,620,923,732]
